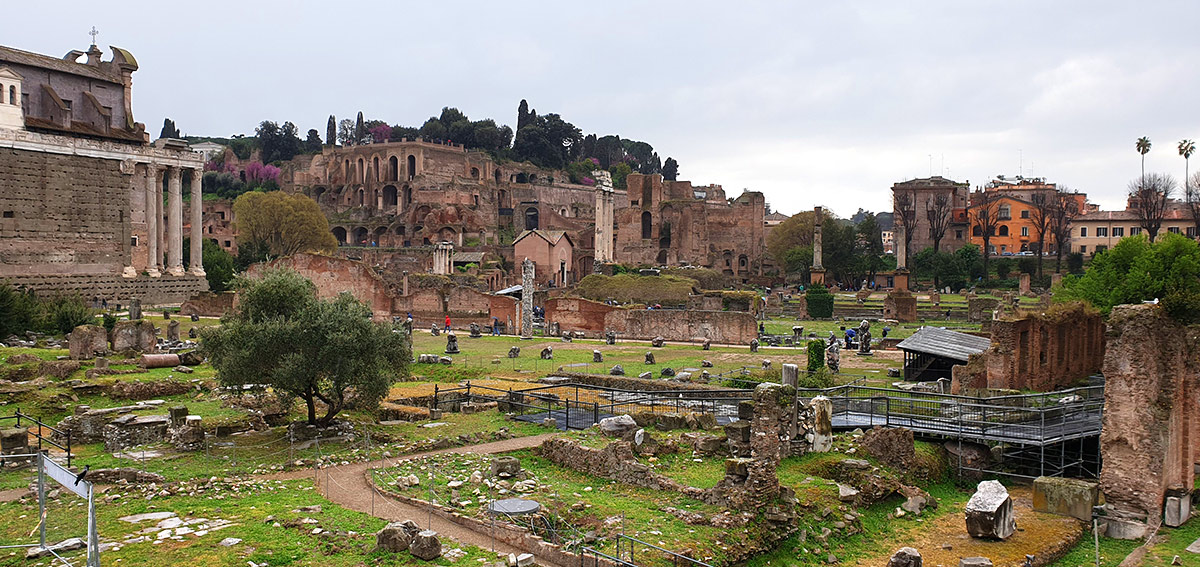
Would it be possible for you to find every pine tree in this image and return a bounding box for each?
[326,115,336,146]
[355,112,365,145]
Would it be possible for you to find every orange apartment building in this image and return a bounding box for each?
[967,177,1089,255]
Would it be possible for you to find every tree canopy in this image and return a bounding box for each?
[1057,232,1200,323]
[233,191,337,258]
[203,269,410,425]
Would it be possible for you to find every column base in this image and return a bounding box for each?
[189,268,206,277]
[167,266,186,276]
[148,268,162,278]
[122,266,137,278]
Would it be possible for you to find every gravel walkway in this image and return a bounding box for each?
[265,432,562,563]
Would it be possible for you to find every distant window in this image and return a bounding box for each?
[224,240,231,247]
[1079,245,1087,253]
[1021,226,1029,237]
[955,229,963,239]
[1130,226,1142,235]
[1096,227,1107,237]
[998,225,1009,236]
[218,211,226,220]
[1020,210,1029,219]
[8,86,13,105]
[1113,227,1124,237]
[1079,227,1088,237]
[130,236,138,246]
[1188,227,1196,238]
[1,211,12,218]
[998,205,1011,219]
[1169,226,1181,234]
[972,225,982,237]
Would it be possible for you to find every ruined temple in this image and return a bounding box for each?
[279,140,769,287]
[0,41,207,303]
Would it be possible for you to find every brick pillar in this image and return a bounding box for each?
[145,165,162,277]
[167,167,185,275]
[189,169,205,276]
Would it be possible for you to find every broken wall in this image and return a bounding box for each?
[1100,304,1200,529]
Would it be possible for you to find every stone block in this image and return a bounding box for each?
[810,396,833,452]
[166,320,180,341]
[408,530,442,560]
[490,456,521,478]
[886,547,921,567]
[724,458,751,478]
[1164,494,1191,528]
[599,415,638,437]
[111,320,157,353]
[965,480,1015,540]
[68,325,108,360]
[1031,476,1098,521]
[781,363,798,387]
[0,428,28,453]
[1103,517,1147,540]
[958,558,993,567]
[375,522,414,552]
[593,350,603,363]
[724,421,751,443]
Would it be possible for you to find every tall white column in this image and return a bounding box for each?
[123,166,139,278]
[189,169,205,276]
[167,167,185,275]
[146,165,161,277]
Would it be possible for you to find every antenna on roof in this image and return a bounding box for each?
[89,26,99,46]
[1019,149,1023,178]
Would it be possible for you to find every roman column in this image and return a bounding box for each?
[156,167,166,272]
[521,258,535,338]
[146,165,161,277]
[896,223,907,270]
[189,168,205,276]
[810,206,826,285]
[167,166,185,275]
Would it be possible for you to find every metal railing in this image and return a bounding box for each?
[582,535,714,567]
[1,410,73,467]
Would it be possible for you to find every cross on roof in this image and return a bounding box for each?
[89,26,99,46]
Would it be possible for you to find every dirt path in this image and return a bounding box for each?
[263,433,561,563]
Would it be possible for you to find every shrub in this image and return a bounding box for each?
[797,368,833,389]
[992,258,1014,279]
[1018,257,1038,275]
[1067,252,1085,274]
[806,339,825,372]
[41,295,94,335]
[102,312,117,332]
[0,283,38,337]
[805,285,834,318]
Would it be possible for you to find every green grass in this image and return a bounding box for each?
[1050,518,1200,567]
[0,478,493,567]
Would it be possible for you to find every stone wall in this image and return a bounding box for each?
[605,309,757,344]
[0,273,207,306]
[967,297,999,323]
[1100,304,1200,531]
[179,291,236,317]
[883,290,917,323]
[0,148,130,277]
[543,297,619,335]
[954,303,1104,392]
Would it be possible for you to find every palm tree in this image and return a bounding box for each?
[1181,139,1196,237]
[1137,137,1152,186]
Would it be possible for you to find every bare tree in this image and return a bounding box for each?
[1028,190,1055,278]
[1189,171,1200,238]
[893,189,918,268]
[1048,193,1079,274]
[1128,173,1176,242]
[926,193,953,253]
[968,190,1004,281]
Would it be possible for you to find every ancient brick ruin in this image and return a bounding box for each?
[542,296,757,343]
[953,302,1104,392]
[1100,304,1200,535]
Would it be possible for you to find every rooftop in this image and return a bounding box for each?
[896,326,991,362]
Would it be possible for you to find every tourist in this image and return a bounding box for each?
[758,322,765,335]
[444,315,451,331]
[882,326,891,338]
[492,316,500,336]
[945,308,951,321]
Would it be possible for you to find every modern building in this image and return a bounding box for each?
[891,176,971,255]
[966,177,1089,255]
[1070,201,1196,255]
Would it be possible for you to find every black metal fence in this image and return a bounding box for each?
[581,535,714,567]
[1,409,73,466]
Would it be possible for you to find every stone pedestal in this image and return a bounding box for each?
[965,480,1015,540]
[809,268,826,286]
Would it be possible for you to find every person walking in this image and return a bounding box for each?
[492,316,501,336]
[444,315,451,332]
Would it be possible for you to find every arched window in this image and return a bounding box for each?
[471,167,480,179]
[403,185,413,208]
[383,185,398,207]
[656,250,668,264]
[344,160,350,182]
[494,168,501,184]
[642,184,652,207]
[357,158,365,183]
[525,207,539,230]
[357,188,365,206]
[641,211,652,239]
[659,222,671,248]
[972,225,982,237]
[998,225,1009,237]
[352,226,368,244]
[11,85,16,105]
[516,173,528,184]
[332,227,347,244]
[389,156,399,181]
[373,157,380,182]
[407,155,416,180]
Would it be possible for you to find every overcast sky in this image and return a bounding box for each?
[6,1,1200,217]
